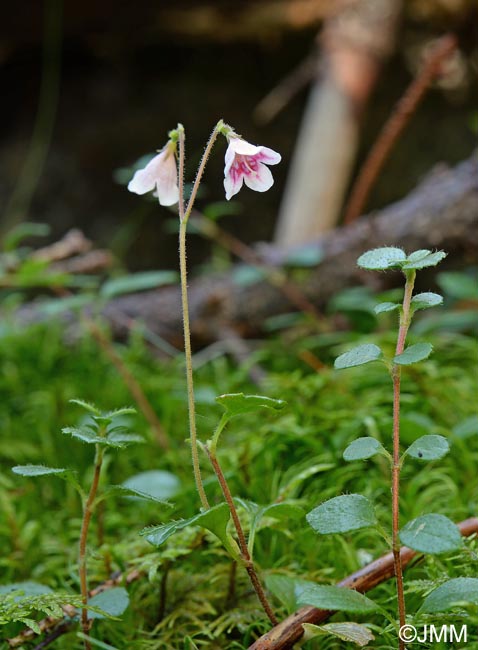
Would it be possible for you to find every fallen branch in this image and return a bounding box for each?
[248,517,478,650]
[12,155,478,348]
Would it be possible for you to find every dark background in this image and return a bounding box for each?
[1,0,476,270]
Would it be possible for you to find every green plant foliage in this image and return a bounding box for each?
[297,584,380,613]
[284,246,324,268]
[399,514,463,554]
[419,578,478,613]
[302,622,375,646]
[343,437,387,461]
[374,302,400,314]
[393,342,433,365]
[402,251,447,270]
[411,292,443,311]
[215,393,286,417]
[11,464,70,477]
[265,575,317,613]
[87,588,130,620]
[141,503,238,557]
[405,435,449,461]
[0,587,84,633]
[307,494,377,534]
[100,271,178,299]
[357,247,406,270]
[235,499,304,556]
[334,344,383,369]
[122,470,181,501]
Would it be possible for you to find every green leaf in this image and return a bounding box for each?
[420,578,478,613]
[141,503,238,558]
[374,302,400,314]
[406,249,432,263]
[4,222,50,251]
[0,581,53,596]
[101,271,178,299]
[393,342,433,365]
[405,435,449,461]
[284,246,323,268]
[87,588,129,620]
[265,575,316,613]
[399,514,463,554]
[62,426,142,448]
[216,393,286,417]
[236,499,304,556]
[334,344,383,370]
[231,265,265,287]
[437,272,478,300]
[101,485,172,506]
[411,292,443,311]
[402,251,447,270]
[12,465,70,478]
[357,247,406,270]
[307,494,377,534]
[69,399,101,415]
[122,470,181,501]
[303,622,375,646]
[452,416,478,439]
[343,437,387,461]
[297,584,380,613]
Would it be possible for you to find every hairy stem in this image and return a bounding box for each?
[392,269,416,648]
[79,445,104,650]
[184,122,221,223]
[178,130,209,510]
[205,447,278,625]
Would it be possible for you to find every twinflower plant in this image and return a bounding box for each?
[127,121,285,621]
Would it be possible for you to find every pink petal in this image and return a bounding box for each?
[243,162,274,193]
[224,167,244,200]
[256,146,281,166]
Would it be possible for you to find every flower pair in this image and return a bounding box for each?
[127,129,281,206]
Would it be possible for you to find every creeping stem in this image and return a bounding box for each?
[79,444,104,650]
[392,269,416,648]
[205,446,278,625]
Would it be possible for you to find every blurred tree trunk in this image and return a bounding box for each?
[274,0,401,247]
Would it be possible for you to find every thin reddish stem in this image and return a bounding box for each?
[206,447,278,625]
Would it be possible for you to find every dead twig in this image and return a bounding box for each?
[343,34,457,225]
[248,517,478,649]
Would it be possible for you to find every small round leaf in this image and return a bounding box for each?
[334,344,383,370]
[405,435,449,461]
[357,247,406,271]
[399,514,463,554]
[343,437,386,461]
[374,302,400,314]
[307,494,377,534]
[393,342,433,365]
[420,578,478,613]
[298,584,380,613]
[411,292,443,311]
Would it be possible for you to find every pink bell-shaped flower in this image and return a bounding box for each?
[224,138,281,200]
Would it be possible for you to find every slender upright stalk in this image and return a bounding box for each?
[177,127,210,510]
[79,445,104,650]
[205,446,278,625]
[392,269,416,648]
[176,121,224,510]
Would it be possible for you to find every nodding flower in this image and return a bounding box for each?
[223,137,281,201]
[127,141,179,206]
